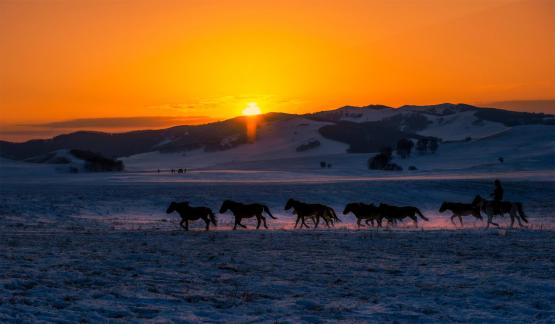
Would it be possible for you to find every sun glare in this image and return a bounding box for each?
[242,102,261,116]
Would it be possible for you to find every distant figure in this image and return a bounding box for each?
[157,169,160,174]
[498,157,504,164]
[492,179,504,201]
[178,168,184,174]
[171,169,175,174]
[490,179,504,214]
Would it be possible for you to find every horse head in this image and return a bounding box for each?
[438,202,447,213]
[166,201,177,214]
[343,203,357,215]
[219,200,233,214]
[284,198,296,211]
[471,195,483,206]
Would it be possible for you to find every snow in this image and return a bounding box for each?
[123,116,349,171]
[1,230,553,322]
[117,125,554,176]
[416,110,508,141]
[1,122,554,322]
[335,105,508,141]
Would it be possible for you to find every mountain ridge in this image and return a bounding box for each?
[0,104,552,161]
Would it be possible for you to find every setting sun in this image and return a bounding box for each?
[242,102,262,116]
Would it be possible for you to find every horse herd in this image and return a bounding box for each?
[166,195,529,231]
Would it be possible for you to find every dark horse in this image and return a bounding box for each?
[378,203,429,228]
[166,201,217,231]
[343,202,383,227]
[472,195,528,229]
[219,200,276,230]
[284,198,339,229]
[439,202,482,227]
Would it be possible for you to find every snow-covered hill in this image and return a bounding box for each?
[120,124,554,174]
[315,103,510,141]
[1,103,552,173]
[123,116,348,170]
[119,104,551,171]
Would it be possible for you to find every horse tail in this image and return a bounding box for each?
[415,208,429,221]
[329,207,341,222]
[516,203,528,223]
[208,210,217,226]
[263,205,277,219]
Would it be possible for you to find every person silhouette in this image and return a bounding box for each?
[490,179,504,214]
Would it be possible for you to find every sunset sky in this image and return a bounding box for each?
[1,0,554,141]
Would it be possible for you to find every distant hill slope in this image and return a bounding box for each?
[0,104,552,161]
[0,115,286,160]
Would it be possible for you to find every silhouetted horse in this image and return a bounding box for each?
[378,203,429,228]
[343,202,383,227]
[166,201,217,231]
[439,202,482,227]
[284,199,339,229]
[472,195,528,229]
[219,200,276,230]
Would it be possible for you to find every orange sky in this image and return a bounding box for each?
[1,0,554,141]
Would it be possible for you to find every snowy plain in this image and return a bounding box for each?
[1,122,554,322]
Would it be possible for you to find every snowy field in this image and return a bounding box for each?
[0,164,554,322]
[1,230,554,322]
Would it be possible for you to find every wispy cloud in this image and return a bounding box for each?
[1,116,218,142]
[148,95,307,115]
[477,100,555,114]
[25,116,217,129]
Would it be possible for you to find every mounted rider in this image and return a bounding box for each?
[490,179,504,214]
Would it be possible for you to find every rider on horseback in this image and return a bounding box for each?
[490,179,504,214]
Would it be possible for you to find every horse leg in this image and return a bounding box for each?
[233,217,238,230]
[412,216,418,228]
[450,214,457,226]
[204,217,210,231]
[180,219,186,231]
[516,212,525,227]
[301,216,310,229]
[238,220,247,228]
[488,212,499,228]
[357,218,363,227]
[512,207,525,227]
[486,212,492,229]
[294,216,301,229]
[314,215,320,229]
[458,215,463,227]
[256,215,261,229]
[262,216,268,229]
[184,219,189,231]
[510,212,515,229]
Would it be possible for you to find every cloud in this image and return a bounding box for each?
[479,100,555,114]
[0,116,218,142]
[26,116,217,129]
[149,95,307,115]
